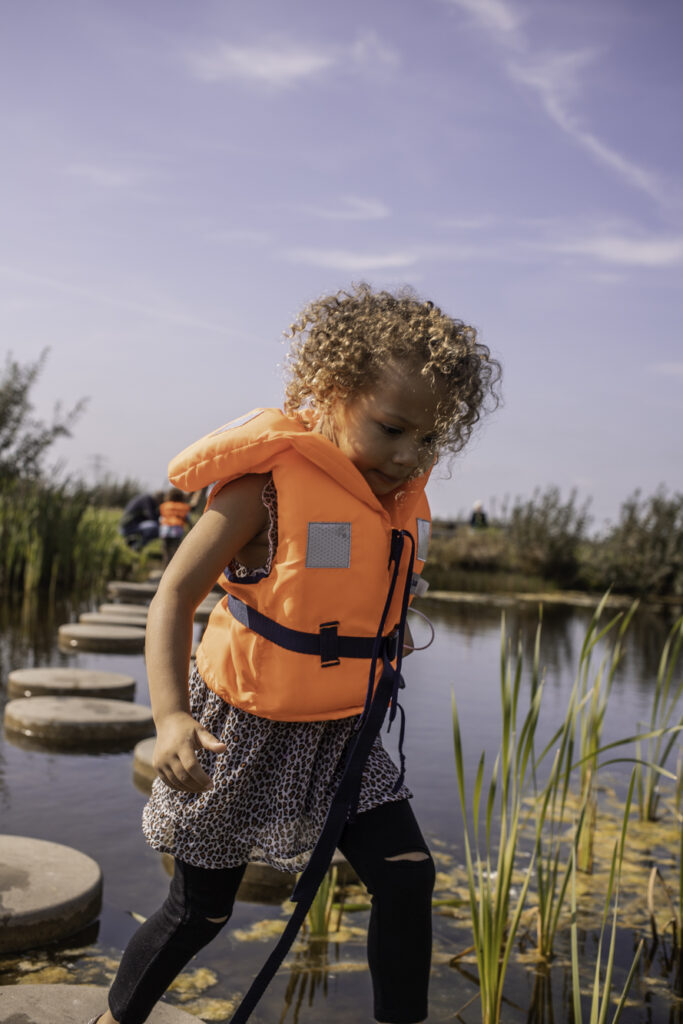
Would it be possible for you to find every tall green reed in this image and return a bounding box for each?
[305,865,338,938]
[0,476,137,597]
[452,616,542,1024]
[635,615,683,821]
[573,596,638,872]
[570,771,643,1023]
[527,597,631,957]
[452,598,681,1019]
[676,755,682,994]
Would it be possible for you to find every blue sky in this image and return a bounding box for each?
[2,0,681,527]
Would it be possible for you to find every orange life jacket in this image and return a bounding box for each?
[168,408,431,722]
[159,500,191,529]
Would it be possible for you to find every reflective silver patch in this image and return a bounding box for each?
[210,409,264,437]
[306,522,351,568]
[416,518,430,562]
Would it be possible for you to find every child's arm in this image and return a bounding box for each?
[146,473,269,793]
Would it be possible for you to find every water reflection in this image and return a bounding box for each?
[0,591,681,1023]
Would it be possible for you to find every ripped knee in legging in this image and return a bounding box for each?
[384,850,431,862]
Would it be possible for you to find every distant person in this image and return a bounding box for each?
[158,487,191,567]
[118,491,162,549]
[470,499,488,528]
[88,283,500,1024]
[188,485,208,517]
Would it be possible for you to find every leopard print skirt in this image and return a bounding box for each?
[142,665,411,871]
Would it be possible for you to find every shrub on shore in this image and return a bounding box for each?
[428,486,683,599]
[0,350,147,597]
[0,476,141,597]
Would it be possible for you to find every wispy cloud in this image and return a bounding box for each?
[303,196,391,221]
[186,32,399,88]
[548,232,683,267]
[207,228,273,245]
[443,0,666,206]
[649,362,683,377]
[187,42,334,87]
[349,32,400,70]
[439,214,497,230]
[283,240,483,271]
[65,162,144,189]
[285,247,418,272]
[0,265,233,335]
[446,0,524,47]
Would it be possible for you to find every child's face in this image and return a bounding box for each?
[328,362,442,495]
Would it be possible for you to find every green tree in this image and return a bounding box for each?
[585,488,683,596]
[0,349,86,481]
[505,486,592,588]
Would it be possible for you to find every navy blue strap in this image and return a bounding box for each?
[228,593,397,662]
[227,529,413,1024]
[228,654,398,1024]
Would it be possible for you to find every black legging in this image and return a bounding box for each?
[108,799,435,1024]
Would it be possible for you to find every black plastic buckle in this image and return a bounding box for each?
[385,628,399,662]
[319,621,340,667]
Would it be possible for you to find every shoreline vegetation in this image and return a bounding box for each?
[426,485,683,606]
[0,477,682,603]
[2,351,681,603]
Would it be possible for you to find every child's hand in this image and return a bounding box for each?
[153,711,227,793]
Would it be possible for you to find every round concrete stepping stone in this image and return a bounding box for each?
[79,611,148,628]
[193,593,221,623]
[160,850,295,904]
[7,667,135,701]
[4,696,154,749]
[0,983,197,1022]
[107,579,158,603]
[99,601,149,617]
[58,622,145,653]
[238,861,297,904]
[0,836,102,953]
[133,735,157,789]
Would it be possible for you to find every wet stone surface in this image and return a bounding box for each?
[7,667,135,701]
[0,983,198,1022]
[0,837,102,954]
[57,622,146,653]
[3,696,154,750]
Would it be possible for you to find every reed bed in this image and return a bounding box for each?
[0,477,138,597]
[569,772,644,1023]
[635,615,683,822]
[451,599,682,1022]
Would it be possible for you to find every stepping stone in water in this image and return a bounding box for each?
[4,696,154,750]
[107,580,158,603]
[79,611,148,628]
[193,593,221,623]
[99,602,149,617]
[159,850,296,906]
[7,667,135,701]
[0,983,198,1022]
[0,836,102,953]
[133,735,157,790]
[58,622,145,653]
[238,861,297,904]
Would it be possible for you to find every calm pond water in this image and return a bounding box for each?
[0,593,681,1023]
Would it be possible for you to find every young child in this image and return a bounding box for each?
[158,487,192,567]
[89,283,500,1024]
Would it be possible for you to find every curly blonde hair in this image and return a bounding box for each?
[284,282,501,458]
